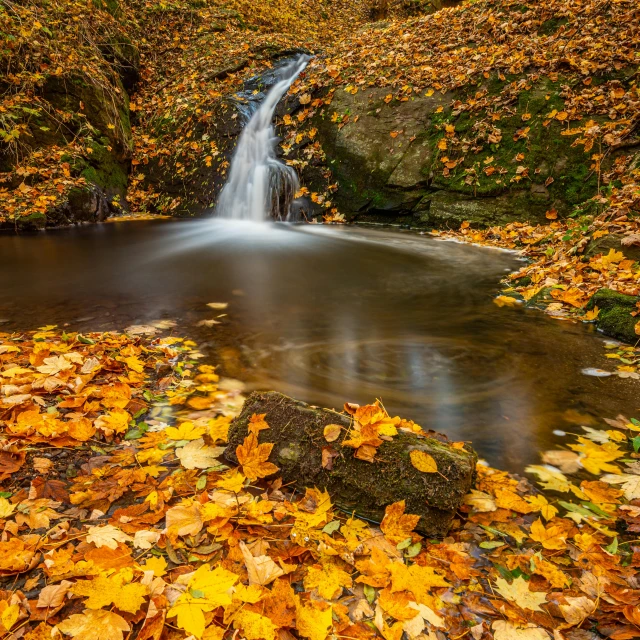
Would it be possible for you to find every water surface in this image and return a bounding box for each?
[1,219,637,471]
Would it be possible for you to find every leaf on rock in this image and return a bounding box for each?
[409,450,438,473]
[236,433,279,481]
[380,500,420,544]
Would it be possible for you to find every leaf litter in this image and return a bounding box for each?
[0,326,639,639]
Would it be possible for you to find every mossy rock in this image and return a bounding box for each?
[586,288,639,344]
[225,391,478,537]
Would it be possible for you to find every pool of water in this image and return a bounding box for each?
[1,219,637,471]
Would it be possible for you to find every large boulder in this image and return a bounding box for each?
[586,288,640,344]
[225,391,477,537]
[296,73,618,227]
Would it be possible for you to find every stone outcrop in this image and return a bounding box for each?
[225,391,477,537]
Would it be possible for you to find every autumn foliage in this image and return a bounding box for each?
[0,326,639,640]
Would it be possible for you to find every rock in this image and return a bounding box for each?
[224,391,477,537]
[586,288,639,344]
[296,72,624,227]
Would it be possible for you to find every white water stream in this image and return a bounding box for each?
[215,55,310,222]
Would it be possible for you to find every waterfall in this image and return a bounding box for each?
[215,55,310,222]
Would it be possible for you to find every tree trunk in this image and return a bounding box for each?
[224,391,477,537]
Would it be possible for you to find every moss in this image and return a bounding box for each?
[225,391,477,537]
[586,288,640,344]
[539,16,568,35]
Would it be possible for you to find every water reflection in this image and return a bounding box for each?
[0,219,637,471]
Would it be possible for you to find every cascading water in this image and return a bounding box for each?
[215,55,310,222]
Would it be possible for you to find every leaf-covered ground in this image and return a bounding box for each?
[2,327,640,640]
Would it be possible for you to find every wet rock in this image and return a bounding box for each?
[225,391,477,537]
[586,288,639,344]
[295,72,626,227]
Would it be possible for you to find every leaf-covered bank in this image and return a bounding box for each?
[2,326,640,640]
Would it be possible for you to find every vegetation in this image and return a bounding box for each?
[1,1,640,639]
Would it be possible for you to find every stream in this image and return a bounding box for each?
[1,218,638,472]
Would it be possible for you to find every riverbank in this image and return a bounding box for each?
[1,325,639,640]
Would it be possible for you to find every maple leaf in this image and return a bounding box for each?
[304,560,353,599]
[71,574,148,613]
[86,524,132,550]
[558,596,596,625]
[167,564,238,638]
[529,518,569,550]
[463,489,496,512]
[0,497,15,518]
[164,421,206,440]
[236,432,279,481]
[356,546,392,587]
[494,576,547,612]
[36,355,74,376]
[248,413,270,435]
[176,438,224,469]
[208,415,231,442]
[94,409,131,435]
[296,600,333,640]
[569,437,622,475]
[58,609,130,640]
[240,541,284,586]
[492,621,550,640]
[216,468,246,492]
[165,501,204,539]
[601,473,640,501]
[389,562,449,605]
[380,500,420,544]
[232,609,278,640]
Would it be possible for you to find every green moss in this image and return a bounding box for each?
[586,288,639,344]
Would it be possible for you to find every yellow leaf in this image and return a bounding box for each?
[165,421,206,440]
[71,574,148,613]
[494,576,547,611]
[167,565,238,638]
[0,603,19,631]
[584,306,600,321]
[86,524,132,550]
[236,432,279,481]
[409,450,438,473]
[94,408,131,434]
[0,497,15,519]
[529,518,568,550]
[216,468,246,492]
[526,495,558,520]
[248,413,270,435]
[296,600,333,640]
[232,609,278,640]
[380,500,420,544]
[494,295,521,308]
[176,438,224,470]
[323,423,341,442]
[569,437,622,475]
[303,560,353,599]
[208,415,231,442]
[58,609,130,640]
